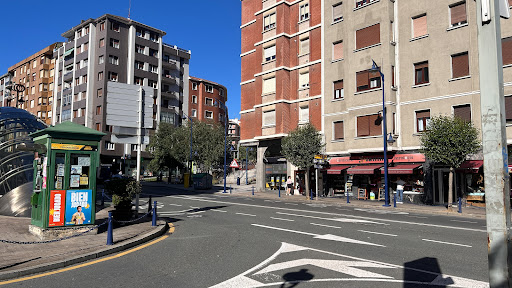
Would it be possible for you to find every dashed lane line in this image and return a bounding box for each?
[270,217,295,222]
[310,223,342,229]
[358,230,398,237]
[236,213,257,217]
[450,219,478,224]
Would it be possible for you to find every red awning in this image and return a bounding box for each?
[347,164,383,175]
[326,165,351,175]
[381,164,422,174]
[456,160,483,173]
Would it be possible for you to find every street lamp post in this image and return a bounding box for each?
[182,113,193,186]
[246,147,253,185]
[215,100,229,194]
[13,84,26,108]
[370,60,390,207]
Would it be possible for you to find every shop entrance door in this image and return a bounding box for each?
[434,169,452,205]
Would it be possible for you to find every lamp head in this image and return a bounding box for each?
[370,60,380,72]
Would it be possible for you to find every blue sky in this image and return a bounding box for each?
[0,0,242,118]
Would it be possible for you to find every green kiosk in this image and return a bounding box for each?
[29,121,105,235]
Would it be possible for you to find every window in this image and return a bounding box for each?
[450,2,467,27]
[205,84,213,93]
[105,141,115,150]
[135,61,144,70]
[136,28,145,38]
[263,110,276,126]
[505,96,512,123]
[333,121,344,140]
[39,83,43,92]
[356,23,380,50]
[32,73,36,81]
[334,80,344,99]
[205,111,213,119]
[109,55,119,65]
[451,52,469,78]
[219,88,225,96]
[191,109,197,117]
[136,44,145,54]
[356,0,377,8]
[75,77,80,85]
[357,114,382,137]
[96,106,101,115]
[76,46,81,54]
[412,14,428,38]
[264,45,276,62]
[99,22,105,31]
[82,75,87,84]
[147,80,157,88]
[96,123,101,131]
[99,38,105,47]
[416,110,430,132]
[333,2,343,22]
[299,71,309,88]
[99,55,104,64]
[98,71,103,81]
[149,64,158,73]
[50,68,54,77]
[392,66,396,87]
[83,43,88,52]
[333,41,343,60]
[110,38,120,49]
[81,59,88,69]
[150,33,158,42]
[30,100,34,108]
[84,26,89,35]
[300,38,309,55]
[414,61,429,85]
[300,3,309,21]
[299,106,309,123]
[192,95,197,103]
[108,72,118,82]
[97,88,103,97]
[263,13,276,31]
[205,97,214,106]
[263,77,276,94]
[453,104,472,122]
[503,37,512,66]
[192,82,198,90]
[77,29,82,38]
[111,22,120,32]
[356,70,381,92]
[134,77,143,85]
[149,49,158,57]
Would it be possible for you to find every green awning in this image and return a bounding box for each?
[63,48,74,57]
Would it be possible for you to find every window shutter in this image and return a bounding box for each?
[369,114,382,136]
[357,116,370,137]
[299,72,309,88]
[452,53,469,78]
[334,121,344,140]
[502,37,512,66]
[270,13,276,25]
[356,71,369,88]
[413,15,427,38]
[264,45,276,60]
[264,110,276,125]
[450,2,467,25]
[506,96,512,121]
[416,110,430,119]
[356,23,380,50]
[333,42,343,60]
[300,38,310,54]
[334,80,343,90]
[415,62,428,70]
[333,3,343,21]
[300,106,309,122]
[263,77,276,94]
[454,105,471,122]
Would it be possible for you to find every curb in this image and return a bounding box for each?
[0,219,168,281]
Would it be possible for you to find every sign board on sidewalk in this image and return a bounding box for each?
[230,159,240,168]
[106,82,154,129]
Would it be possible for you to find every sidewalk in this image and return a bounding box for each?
[144,181,488,219]
[0,207,168,281]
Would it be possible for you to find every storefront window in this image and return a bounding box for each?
[69,154,91,189]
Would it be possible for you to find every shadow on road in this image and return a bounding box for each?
[404,257,453,287]
[280,268,314,288]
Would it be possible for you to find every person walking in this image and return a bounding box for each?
[286,176,294,195]
[396,177,406,204]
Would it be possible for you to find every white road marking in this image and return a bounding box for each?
[422,239,472,248]
[270,217,294,222]
[406,215,428,219]
[190,206,200,209]
[276,212,384,225]
[212,210,228,213]
[310,223,342,229]
[236,213,257,217]
[358,230,397,237]
[168,195,486,232]
[264,200,273,202]
[188,211,205,215]
[285,203,299,205]
[354,208,409,215]
[450,219,478,224]
[335,208,351,211]
[252,224,385,247]
[167,203,182,207]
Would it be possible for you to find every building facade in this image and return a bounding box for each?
[0,73,12,107]
[240,0,323,191]
[228,118,241,159]
[188,76,227,125]
[51,14,190,173]
[4,43,60,125]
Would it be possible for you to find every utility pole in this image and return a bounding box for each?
[476,0,511,286]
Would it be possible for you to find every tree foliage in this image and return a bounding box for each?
[420,115,480,168]
[192,121,225,172]
[238,146,257,164]
[281,123,323,170]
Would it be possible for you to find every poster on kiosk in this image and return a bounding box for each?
[65,190,93,226]
[49,190,66,227]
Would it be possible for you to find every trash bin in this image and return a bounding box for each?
[184,173,190,188]
[193,173,213,190]
[237,177,240,186]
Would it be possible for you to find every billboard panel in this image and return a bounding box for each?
[65,190,93,226]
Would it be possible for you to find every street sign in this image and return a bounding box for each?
[229,159,240,168]
[106,82,154,129]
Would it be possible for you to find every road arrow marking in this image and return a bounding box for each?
[252,224,385,247]
[276,212,385,225]
[422,239,472,248]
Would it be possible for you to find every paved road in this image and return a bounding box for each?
[4,185,490,287]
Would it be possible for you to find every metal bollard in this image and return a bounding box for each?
[278,184,281,198]
[346,191,350,204]
[458,197,462,213]
[230,186,232,194]
[310,189,313,200]
[101,189,105,207]
[107,211,113,245]
[148,196,152,213]
[152,201,157,226]
[393,193,397,208]
[252,186,254,196]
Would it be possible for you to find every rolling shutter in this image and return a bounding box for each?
[450,2,467,25]
[334,121,344,140]
[503,37,512,66]
[454,105,471,122]
[356,23,380,50]
[413,15,427,38]
[357,116,370,137]
[452,53,469,78]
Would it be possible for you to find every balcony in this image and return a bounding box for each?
[162,75,177,85]
[162,60,179,70]
[63,71,73,81]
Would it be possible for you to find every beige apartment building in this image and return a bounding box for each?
[322,0,512,205]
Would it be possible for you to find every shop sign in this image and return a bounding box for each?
[65,190,92,226]
[49,190,66,227]
[51,143,97,151]
[329,153,425,165]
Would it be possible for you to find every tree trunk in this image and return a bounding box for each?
[448,167,454,210]
[305,167,310,200]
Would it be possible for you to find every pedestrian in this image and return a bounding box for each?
[286,176,293,195]
[396,177,406,204]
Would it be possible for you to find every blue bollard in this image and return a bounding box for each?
[107,211,113,245]
[278,184,281,198]
[101,189,105,207]
[458,197,462,213]
[252,186,254,196]
[230,186,232,194]
[346,191,350,204]
[148,196,152,213]
[393,193,397,208]
[310,189,313,200]
[152,201,157,226]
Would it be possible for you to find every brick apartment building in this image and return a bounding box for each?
[3,43,60,125]
[188,76,227,125]
[51,14,190,175]
[240,0,322,191]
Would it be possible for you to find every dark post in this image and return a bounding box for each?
[458,197,462,214]
[278,183,281,198]
[148,196,152,213]
[346,190,350,204]
[393,192,397,208]
[152,201,157,226]
[107,211,113,245]
[252,186,254,196]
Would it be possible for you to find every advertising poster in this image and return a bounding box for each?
[70,175,80,188]
[57,164,65,177]
[71,165,82,175]
[78,157,90,166]
[79,176,89,186]
[49,190,66,227]
[65,190,92,226]
[56,177,63,189]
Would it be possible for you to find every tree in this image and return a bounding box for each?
[238,146,257,168]
[148,122,187,176]
[420,115,480,209]
[281,123,323,199]
[192,121,225,172]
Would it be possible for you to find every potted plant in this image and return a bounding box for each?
[104,178,141,221]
